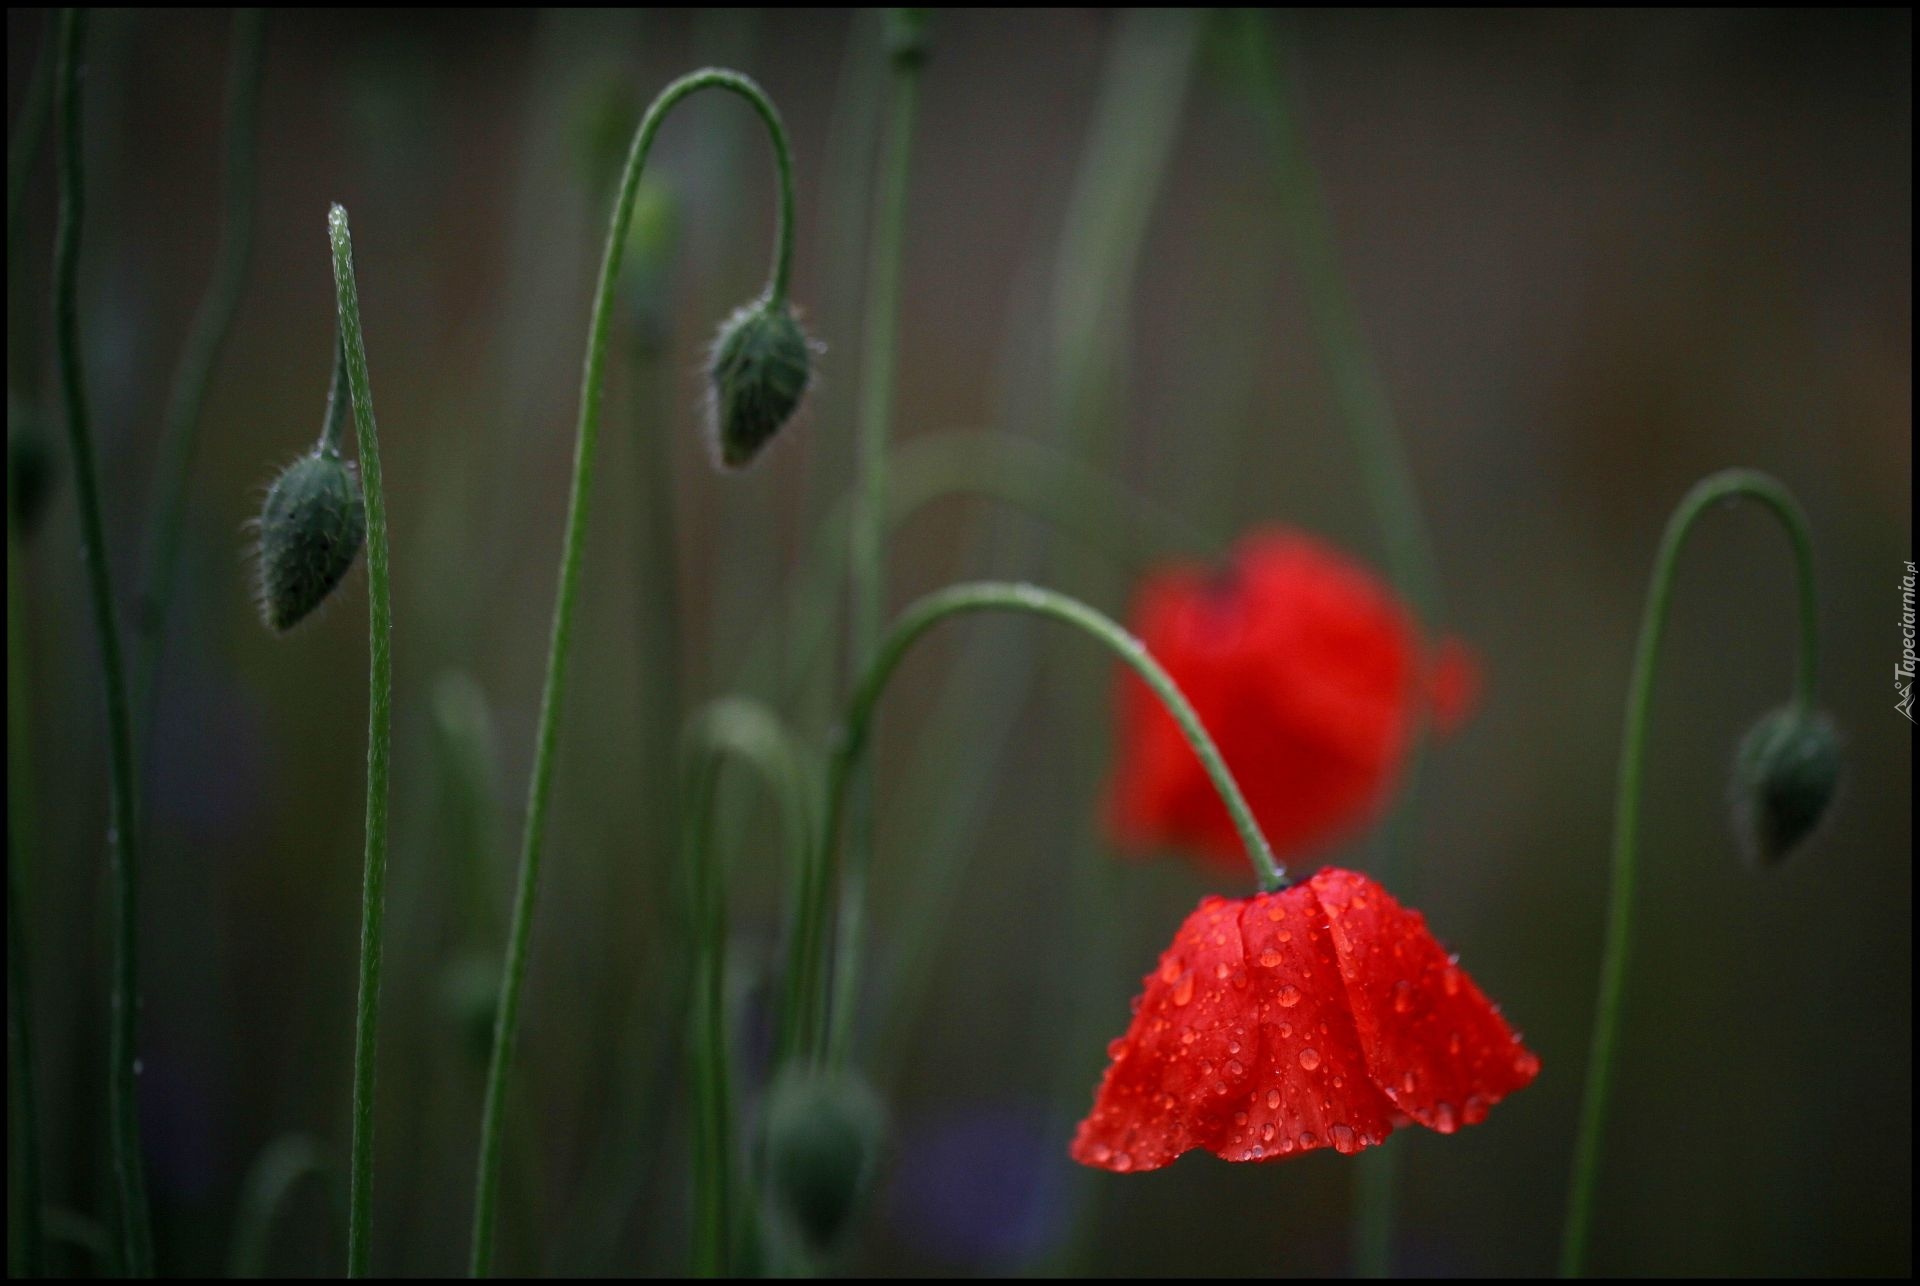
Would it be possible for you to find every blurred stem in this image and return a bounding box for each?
[840,11,925,1066]
[53,11,155,1275]
[131,7,265,735]
[1561,469,1818,1277]
[6,819,44,1277]
[680,699,814,1274]
[1235,14,1447,1272]
[7,15,55,386]
[468,69,796,1277]
[814,583,1283,1068]
[329,204,395,1280]
[226,1134,327,1278]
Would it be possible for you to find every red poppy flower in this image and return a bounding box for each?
[1071,867,1537,1172]
[1108,528,1480,871]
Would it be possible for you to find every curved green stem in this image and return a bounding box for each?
[226,1133,329,1278]
[131,7,265,732]
[679,698,814,1275]
[1560,468,1819,1277]
[810,582,1282,1067]
[468,68,797,1277]
[328,203,394,1279]
[53,11,154,1275]
[749,427,1198,707]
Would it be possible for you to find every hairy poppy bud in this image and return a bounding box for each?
[254,448,366,633]
[759,1067,885,1254]
[7,395,54,539]
[1730,705,1840,868]
[706,297,812,470]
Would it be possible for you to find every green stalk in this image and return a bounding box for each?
[810,582,1283,1068]
[52,11,154,1275]
[1560,468,1819,1277]
[467,69,797,1277]
[328,203,395,1279]
[132,8,266,731]
[837,9,926,1066]
[680,699,814,1275]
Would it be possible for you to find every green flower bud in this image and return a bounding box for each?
[706,297,813,470]
[1730,705,1841,868]
[758,1067,885,1254]
[8,395,55,539]
[253,449,366,633]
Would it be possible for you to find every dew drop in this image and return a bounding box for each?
[1227,1059,1245,1077]
[1250,1143,1265,1158]
[1266,1089,1282,1109]
[1173,975,1195,1006]
[1259,949,1282,968]
[1299,1131,1318,1149]
[1297,1048,1321,1071]
[1091,1143,1112,1164]
[1330,1124,1357,1153]
[1261,1122,1276,1142]
[1267,903,1286,922]
[1432,1102,1458,1134]
[1392,980,1414,1014]
[1112,1151,1134,1172]
[1277,984,1302,1008]
[1159,958,1180,984]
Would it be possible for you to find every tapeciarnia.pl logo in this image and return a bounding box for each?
[1899,561,1917,723]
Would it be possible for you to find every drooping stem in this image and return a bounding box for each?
[328,203,394,1279]
[679,699,814,1275]
[808,582,1282,1068]
[838,10,926,1071]
[1560,468,1819,1277]
[52,11,154,1275]
[131,7,266,732]
[468,69,797,1277]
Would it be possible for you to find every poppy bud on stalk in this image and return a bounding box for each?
[1730,704,1840,867]
[759,1067,885,1253]
[705,296,813,470]
[253,448,366,633]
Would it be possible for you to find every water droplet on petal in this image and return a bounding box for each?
[1259,949,1282,968]
[1297,1048,1321,1071]
[1277,984,1302,1008]
[1112,1151,1134,1172]
[1173,974,1195,1006]
[1331,1124,1357,1153]
[1392,980,1414,1014]
[1266,1089,1282,1109]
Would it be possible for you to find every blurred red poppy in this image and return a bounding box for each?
[1071,868,1537,1172]
[1108,528,1479,872]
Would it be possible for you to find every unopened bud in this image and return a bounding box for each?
[759,1067,885,1253]
[254,449,366,633]
[1730,705,1840,868]
[706,298,812,470]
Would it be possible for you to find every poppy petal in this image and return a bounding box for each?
[1310,869,1540,1133]
[1231,888,1396,1159]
